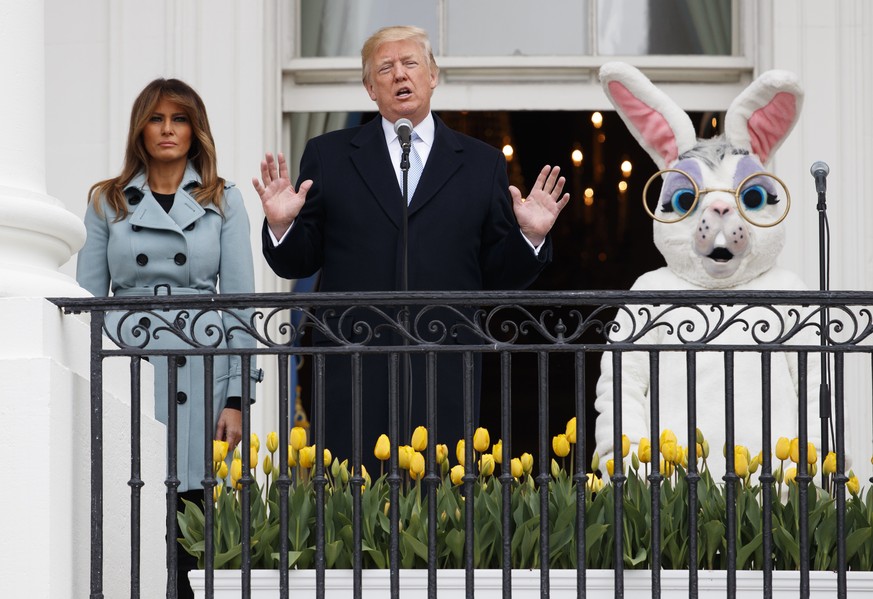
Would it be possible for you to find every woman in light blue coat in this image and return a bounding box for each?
[76,78,259,598]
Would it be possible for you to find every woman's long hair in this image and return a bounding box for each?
[88,78,225,220]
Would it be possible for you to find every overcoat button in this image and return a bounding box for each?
[129,197,141,205]
[132,225,141,232]
[177,356,187,367]
[174,253,187,265]
[176,391,187,405]
[138,317,151,329]
[185,222,195,231]
[136,253,148,266]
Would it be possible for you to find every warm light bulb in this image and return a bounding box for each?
[618,181,628,192]
[502,144,514,161]
[571,149,583,166]
[584,196,594,207]
[711,116,718,129]
[621,160,632,177]
[591,112,603,129]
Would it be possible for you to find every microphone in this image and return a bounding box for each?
[394,118,413,147]
[810,161,830,195]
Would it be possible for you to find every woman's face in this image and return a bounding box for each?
[142,97,192,166]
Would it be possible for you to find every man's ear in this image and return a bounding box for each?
[363,79,377,101]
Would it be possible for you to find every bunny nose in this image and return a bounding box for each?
[707,199,734,217]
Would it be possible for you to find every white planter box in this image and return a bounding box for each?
[191,569,873,598]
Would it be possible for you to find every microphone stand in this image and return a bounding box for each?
[399,140,412,444]
[816,178,832,489]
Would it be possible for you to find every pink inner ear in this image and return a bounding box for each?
[747,92,797,163]
[608,81,678,165]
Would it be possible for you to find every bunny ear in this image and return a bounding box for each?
[599,62,697,169]
[724,70,803,165]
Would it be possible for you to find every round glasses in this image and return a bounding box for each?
[642,169,791,228]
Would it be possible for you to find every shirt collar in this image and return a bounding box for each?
[381,113,435,147]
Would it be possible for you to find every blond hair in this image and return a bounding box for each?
[361,25,439,84]
[88,78,225,220]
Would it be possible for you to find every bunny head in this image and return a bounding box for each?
[599,62,803,289]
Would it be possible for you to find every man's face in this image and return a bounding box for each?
[364,39,438,126]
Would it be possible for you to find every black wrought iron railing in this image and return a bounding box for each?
[51,290,873,599]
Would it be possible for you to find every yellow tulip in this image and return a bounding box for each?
[409,451,425,480]
[510,457,523,478]
[398,445,413,470]
[810,461,818,477]
[479,453,495,477]
[552,433,570,458]
[323,448,332,468]
[638,437,651,464]
[411,426,427,452]
[299,446,315,469]
[606,459,615,477]
[660,457,674,478]
[450,464,465,486]
[702,440,710,459]
[456,439,466,466]
[789,438,800,464]
[230,458,243,484]
[263,454,273,476]
[492,439,503,464]
[775,437,790,461]
[696,428,705,445]
[435,444,448,465]
[784,466,797,484]
[287,445,297,468]
[551,458,561,478]
[586,473,603,493]
[823,451,836,475]
[590,452,600,473]
[520,452,533,475]
[662,440,679,464]
[250,433,260,453]
[473,427,491,453]
[266,431,279,454]
[847,473,860,495]
[678,446,688,469]
[213,485,222,503]
[565,417,577,444]
[749,454,760,475]
[734,451,749,478]
[249,447,258,470]
[621,434,630,458]
[290,426,307,451]
[213,440,229,463]
[807,442,817,465]
[374,434,391,461]
[660,429,678,447]
[216,460,228,480]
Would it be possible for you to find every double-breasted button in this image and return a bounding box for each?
[176,391,188,405]
[132,225,141,232]
[174,253,187,265]
[128,196,142,205]
[136,253,148,266]
[176,356,187,367]
[184,222,195,231]
[138,317,151,329]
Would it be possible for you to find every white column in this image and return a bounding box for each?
[0,0,86,297]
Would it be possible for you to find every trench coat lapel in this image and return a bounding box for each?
[350,118,405,229]
[408,115,463,216]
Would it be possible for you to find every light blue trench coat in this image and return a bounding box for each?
[76,164,261,492]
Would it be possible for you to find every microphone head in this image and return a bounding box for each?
[810,161,830,177]
[394,118,413,137]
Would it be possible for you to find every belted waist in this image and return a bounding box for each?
[113,285,215,297]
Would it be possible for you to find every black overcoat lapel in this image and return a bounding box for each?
[349,118,404,230]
